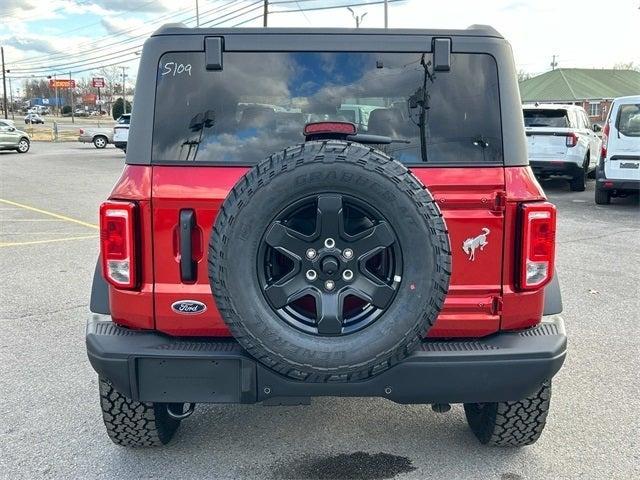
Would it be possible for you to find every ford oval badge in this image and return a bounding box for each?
[171,300,207,315]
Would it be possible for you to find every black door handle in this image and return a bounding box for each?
[179,209,197,282]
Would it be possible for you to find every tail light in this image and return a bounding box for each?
[565,133,578,147]
[79,128,84,134]
[600,122,609,161]
[100,201,137,289]
[517,202,556,290]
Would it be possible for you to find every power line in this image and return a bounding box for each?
[8,2,252,74]
[10,2,263,76]
[9,1,234,68]
[9,0,404,77]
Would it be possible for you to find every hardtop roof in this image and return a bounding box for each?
[151,24,503,38]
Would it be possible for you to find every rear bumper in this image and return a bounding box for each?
[86,314,567,405]
[113,141,127,149]
[596,165,640,192]
[596,177,640,191]
[530,160,583,178]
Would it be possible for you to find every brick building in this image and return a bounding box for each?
[519,68,640,123]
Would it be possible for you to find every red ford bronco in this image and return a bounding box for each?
[87,25,566,448]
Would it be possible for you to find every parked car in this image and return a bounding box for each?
[24,113,44,125]
[78,127,113,149]
[0,120,31,153]
[87,25,566,449]
[595,95,640,204]
[112,114,130,152]
[523,103,601,191]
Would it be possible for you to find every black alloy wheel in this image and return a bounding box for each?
[258,194,402,336]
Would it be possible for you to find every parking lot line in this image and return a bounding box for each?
[0,234,97,248]
[0,198,99,230]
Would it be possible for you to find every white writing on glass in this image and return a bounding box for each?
[161,62,192,77]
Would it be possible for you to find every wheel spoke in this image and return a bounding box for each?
[351,222,395,259]
[315,292,344,335]
[264,275,309,309]
[264,222,309,259]
[316,194,344,239]
[348,276,395,310]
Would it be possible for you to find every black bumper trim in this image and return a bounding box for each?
[530,160,583,178]
[596,177,640,191]
[86,314,567,405]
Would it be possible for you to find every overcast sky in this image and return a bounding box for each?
[1,0,639,91]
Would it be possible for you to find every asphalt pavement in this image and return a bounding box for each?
[1,142,638,480]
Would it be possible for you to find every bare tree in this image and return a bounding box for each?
[93,66,121,115]
[613,62,639,71]
[517,70,532,82]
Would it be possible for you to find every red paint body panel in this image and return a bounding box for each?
[105,163,549,337]
[108,166,154,330]
[500,166,547,330]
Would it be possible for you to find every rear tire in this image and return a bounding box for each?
[93,135,108,149]
[464,381,551,447]
[98,378,181,447]
[16,138,30,153]
[595,186,611,205]
[569,158,587,192]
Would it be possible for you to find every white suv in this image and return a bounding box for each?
[595,96,640,204]
[113,114,130,152]
[523,104,601,191]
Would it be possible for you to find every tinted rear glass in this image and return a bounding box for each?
[117,116,130,125]
[523,109,570,128]
[153,51,502,165]
[616,104,640,137]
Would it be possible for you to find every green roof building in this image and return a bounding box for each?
[519,68,640,121]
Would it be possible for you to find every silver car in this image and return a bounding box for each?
[78,127,113,149]
[0,120,30,153]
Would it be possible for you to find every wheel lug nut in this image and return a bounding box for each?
[343,248,353,260]
[306,270,317,281]
[325,280,335,291]
[324,238,335,249]
[306,248,317,259]
[342,270,353,281]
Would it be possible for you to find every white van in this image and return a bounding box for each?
[595,96,640,204]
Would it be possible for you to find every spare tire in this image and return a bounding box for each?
[209,141,451,382]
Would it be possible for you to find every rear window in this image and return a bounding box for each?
[616,104,640,137]
[117,115,130,125]
[152,51,502,165]
[523,109,570,128]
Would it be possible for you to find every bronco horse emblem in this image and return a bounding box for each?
[462,228,490,261]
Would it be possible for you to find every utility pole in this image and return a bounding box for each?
[196,0,200,27]
[8,76,14,120]
[121,66,127,114]
[384,0,388,28]
[70,71,75,124]
[1,46,7,119]
[54,74,59,117]
[550,55,558,71]
[348,7,367,28]
[263,0,269,27]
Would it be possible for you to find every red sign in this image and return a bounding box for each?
[92,77,105,88]
[83,93,97,105]
[49,79,76,89]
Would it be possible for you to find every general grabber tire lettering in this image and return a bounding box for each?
[99,378,181,447]
[209,141,451,382]
[464,381,552,447]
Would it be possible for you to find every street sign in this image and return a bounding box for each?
[49,79,76,89]
[83,93,97,105]
[92,77,105,88]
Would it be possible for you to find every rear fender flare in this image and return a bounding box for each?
[90,258,110,315]
[543,270,562,315]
